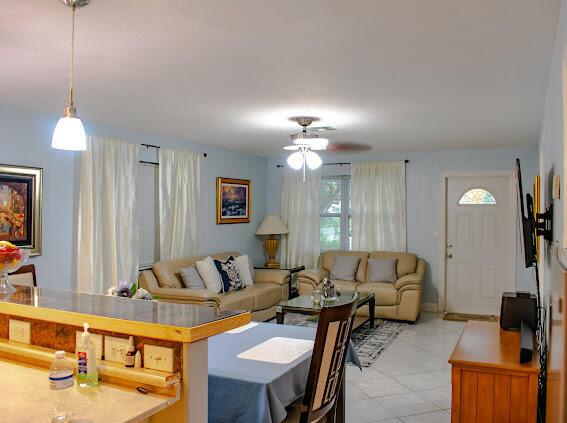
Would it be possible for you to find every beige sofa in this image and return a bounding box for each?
[298,251,425,322]
[139,251,290,321]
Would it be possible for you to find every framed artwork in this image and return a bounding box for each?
[216,177,251,224]
[0,165,42,256]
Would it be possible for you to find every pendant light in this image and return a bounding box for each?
[51,0,89,151]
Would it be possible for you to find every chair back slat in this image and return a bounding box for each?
[10,264,37,287]
[301,292,359,423]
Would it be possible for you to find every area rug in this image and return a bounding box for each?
[283,313,409,367]
[443,312,498,322]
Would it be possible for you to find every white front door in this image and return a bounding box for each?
[445,175,515,315]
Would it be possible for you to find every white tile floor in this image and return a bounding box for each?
[345,312,465,423]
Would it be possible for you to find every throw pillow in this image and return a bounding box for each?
[214,256,246,292]
[179,266,206,289]
[330,255,361,281]
[235,255,254,286]
[195,256,223,293]
[367,258,398,283]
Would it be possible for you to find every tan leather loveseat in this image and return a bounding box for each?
[298,251,425,322]
[139,251,290,321]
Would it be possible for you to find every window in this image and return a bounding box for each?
[320,176,351,250]
[137,163,160,269]
[458,188,497,205]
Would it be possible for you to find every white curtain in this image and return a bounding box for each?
[159,148,202,260]
[280,167,321,268]
[77,135,140,294]
[351,161,406,251]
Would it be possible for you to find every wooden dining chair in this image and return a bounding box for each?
[286,292,359,423]
[10,264,37,287]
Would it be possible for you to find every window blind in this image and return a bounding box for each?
[137,163,160,270]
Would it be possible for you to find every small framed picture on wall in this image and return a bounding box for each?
[216,177,251,224]
[0,165,43,255]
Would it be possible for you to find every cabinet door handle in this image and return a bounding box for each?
[447,253,453,259]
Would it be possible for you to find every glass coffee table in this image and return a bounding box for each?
[276,290,376,329]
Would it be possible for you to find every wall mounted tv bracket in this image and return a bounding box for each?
[528,194,553,242]
[535,204,553,242]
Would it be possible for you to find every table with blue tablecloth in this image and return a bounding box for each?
[208,322,360,423]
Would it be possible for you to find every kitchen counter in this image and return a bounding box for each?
[0,285,251,422]
[0,285,249,342]
[0,357,178,423]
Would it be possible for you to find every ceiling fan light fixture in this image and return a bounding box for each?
[309,138,329,150]
[290,131,319,144]
[287,151,304,170]
[305,151,322,170]
[283,145,300,151]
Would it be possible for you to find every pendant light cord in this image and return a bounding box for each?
[68,5,76,106]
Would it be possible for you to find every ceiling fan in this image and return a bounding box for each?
[283,117,370,179]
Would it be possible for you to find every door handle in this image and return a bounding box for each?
[447,253,453,259]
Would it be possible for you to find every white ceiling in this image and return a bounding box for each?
[0,0,560,156]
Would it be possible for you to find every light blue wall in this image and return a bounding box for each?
[0,106,268,291]
[266,147,539,305]
[538,0,567,303]
[0,103,539,303]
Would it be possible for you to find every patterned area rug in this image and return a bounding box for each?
[283,313,409,367]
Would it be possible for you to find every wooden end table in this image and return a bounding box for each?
[254,264,305,299]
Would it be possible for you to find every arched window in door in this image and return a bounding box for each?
[458,188,497,205]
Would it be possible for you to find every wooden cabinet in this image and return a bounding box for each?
[449,321,539,423]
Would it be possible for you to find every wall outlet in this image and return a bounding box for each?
[144,344,173,373]
[75,331,103,359]
[9,320,30,344]
[104,336,130,364]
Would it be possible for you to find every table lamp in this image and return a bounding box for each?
[256,215,289,268]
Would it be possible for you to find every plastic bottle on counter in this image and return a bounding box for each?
[76,323,98,387]
[49,350,74,422]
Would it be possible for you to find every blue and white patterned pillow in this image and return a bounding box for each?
[213,256,245,292]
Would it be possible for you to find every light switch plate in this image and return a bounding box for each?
[144,344,173,373]
[104,336,130,364]
[9,319,31,344]
[76,331,103,359]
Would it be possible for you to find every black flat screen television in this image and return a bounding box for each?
[516,158,537,268]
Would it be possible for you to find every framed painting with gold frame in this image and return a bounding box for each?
[216,177,251,224]
[0,165,42,256]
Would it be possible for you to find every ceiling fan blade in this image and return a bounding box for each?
[326,142,372,152]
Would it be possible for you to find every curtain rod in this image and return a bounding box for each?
[276,159,409,168]
[141,143,208,158]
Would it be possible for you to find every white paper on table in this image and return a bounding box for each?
[237,337,314,364]
[225,322,259,334]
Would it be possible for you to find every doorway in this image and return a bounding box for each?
[442,173,515,315]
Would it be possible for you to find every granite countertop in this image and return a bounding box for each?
[0,357,177,422]
[0,285,250,343]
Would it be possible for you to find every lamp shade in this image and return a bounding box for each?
[52,116,87,151]
[256,215,288,235]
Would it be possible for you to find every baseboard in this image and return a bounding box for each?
[422,302,438,312]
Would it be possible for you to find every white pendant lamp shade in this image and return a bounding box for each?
[52,0,89,151]
[287,151,304,170]
[305,151,322,169]
[52,116,87,150]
